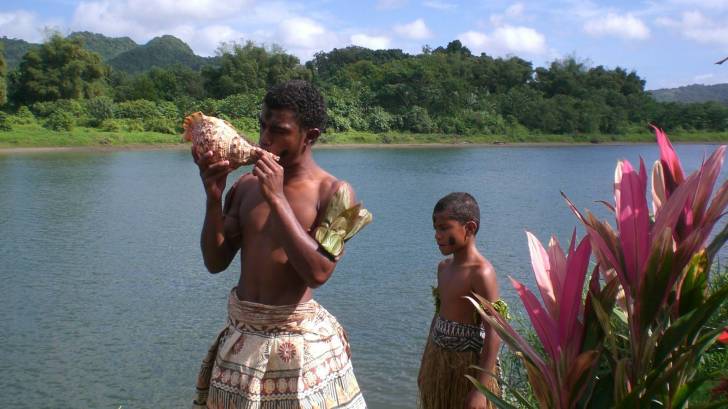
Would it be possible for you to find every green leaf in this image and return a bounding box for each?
[464,375,521,409]
[678,250,709,317]
[655,283,728,365]
[469,366,537,409]
[671,371,719,409]
[639,226,675,331]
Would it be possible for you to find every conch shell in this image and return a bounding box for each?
[183,112,277,167]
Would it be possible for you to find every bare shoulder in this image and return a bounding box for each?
[470,257,499,300]
[436,258,451,280]
[317,171,356,209]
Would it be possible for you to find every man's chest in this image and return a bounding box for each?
[238,186,320,234]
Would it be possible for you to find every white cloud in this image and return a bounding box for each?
[351,34,391,49]
[505,3,525,17]
[658,11,728,48]
[458,25,547,56]
[423,1,456,11]
[584,13,650,40]
[489,3,526,27]
[277,17,326,48]
[274,17,341,61]
[0,10,62,42]
[394,18,433,40]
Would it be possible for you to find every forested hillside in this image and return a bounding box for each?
[650,83,728,105]
[0,34,726,139]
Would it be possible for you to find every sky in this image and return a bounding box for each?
[1,0,728,90]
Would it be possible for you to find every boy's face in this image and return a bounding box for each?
[432,211,469,255]
[259,105,316,165]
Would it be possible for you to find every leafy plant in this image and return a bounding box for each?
[562,126,728,407]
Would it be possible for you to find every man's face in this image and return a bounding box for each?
[258,106,306,164]
[433,211,468,255]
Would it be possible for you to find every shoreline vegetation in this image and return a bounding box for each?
[0,124,726,152]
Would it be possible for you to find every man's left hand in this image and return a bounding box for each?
[464,390,490,409]
[253,154,285,204]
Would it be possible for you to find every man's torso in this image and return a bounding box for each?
[224,169,337,305]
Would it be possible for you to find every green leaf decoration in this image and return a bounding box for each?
[313,183,373,258]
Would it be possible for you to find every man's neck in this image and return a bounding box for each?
[283,150,317,182]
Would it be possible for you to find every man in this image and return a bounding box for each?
[191,80,370,409]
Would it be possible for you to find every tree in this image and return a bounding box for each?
[202,41,309,99]
[14,34,107,105]
[0,42,6,106]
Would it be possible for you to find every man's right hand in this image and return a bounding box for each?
[192,147,232,203]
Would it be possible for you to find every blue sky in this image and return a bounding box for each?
[2,0,728,90]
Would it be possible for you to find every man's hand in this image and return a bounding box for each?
[192,147,232,203]
[464,390,490,409]
[252,154,285,205]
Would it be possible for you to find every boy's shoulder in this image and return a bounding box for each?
[470,255,496,279]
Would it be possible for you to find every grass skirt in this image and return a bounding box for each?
[418,336,499,409]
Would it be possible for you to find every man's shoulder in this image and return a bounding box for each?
[316,172,356,207]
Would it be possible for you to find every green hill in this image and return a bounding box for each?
[0,37,37,69]
[107,35,214,74]
[649,83,728,105]
[67,31,137,61]
[1,33,216,74]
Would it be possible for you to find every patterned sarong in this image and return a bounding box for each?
[431,315,486,353]
[193,289,366,409]
[418,315,499,409]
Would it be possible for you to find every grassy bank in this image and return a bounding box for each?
[0,124,726,149]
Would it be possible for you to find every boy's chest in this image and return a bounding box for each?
[437,268,472,301]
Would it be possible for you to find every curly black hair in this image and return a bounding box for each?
[433,192,481,234]
[263,80,327,133]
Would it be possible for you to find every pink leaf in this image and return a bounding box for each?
[547,235,567,305]
[652,161,667,217]
[691,146,726,228]
[527,231,559,319]
[511,277,561,363]
[651,124,685,188]
[615,159,651,289]
[558,235,592,359]
[652,172,701,243]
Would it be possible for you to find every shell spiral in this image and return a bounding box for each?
[183,112,274,167]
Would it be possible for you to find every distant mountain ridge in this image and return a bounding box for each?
[107,35,215,74]
[0,32,216,74]
[649,83,728,105]
[67,31,138,61]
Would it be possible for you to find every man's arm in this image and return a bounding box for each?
[253,155,336,288]
[193,148,240,273]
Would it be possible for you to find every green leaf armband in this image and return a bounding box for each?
[313,183,373,259]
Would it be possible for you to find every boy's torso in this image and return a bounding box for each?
[436,258,482,326]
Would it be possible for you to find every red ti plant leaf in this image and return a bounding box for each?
[615,159,651,293]
[651,123,685,190]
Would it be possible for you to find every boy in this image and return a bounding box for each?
[418,192,500,409]
[191,80,370,409]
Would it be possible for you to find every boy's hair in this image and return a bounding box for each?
[263,80,327,134]
[433,192,480,234]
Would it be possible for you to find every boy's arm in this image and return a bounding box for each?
[253,155,336,288]
[472,264,501,384]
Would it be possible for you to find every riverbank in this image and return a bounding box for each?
[0,124,726,152]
